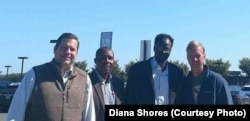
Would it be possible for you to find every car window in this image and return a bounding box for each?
[230,91,240,95]
[0,81,11,90]
[242,87,250,91]
[229,85,241,91]
[6,85,18,89]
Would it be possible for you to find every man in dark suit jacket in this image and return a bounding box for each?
[124,33,186,105]
[89,47,125,121]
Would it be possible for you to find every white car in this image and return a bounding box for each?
[241,85,250,97]
[229,85,250,105]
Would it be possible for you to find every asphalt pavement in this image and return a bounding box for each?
[0,108,7,121]
[0,113,7,121]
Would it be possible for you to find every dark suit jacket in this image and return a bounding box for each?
[89,70,125,121]
[124,57,185,105]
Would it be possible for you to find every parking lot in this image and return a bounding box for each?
[229,85,250,105]
[0,108,7,121]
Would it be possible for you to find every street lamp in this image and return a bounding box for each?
[50,40,57,43]
[4,65,11,77]
[215,61,223,74]
[18,56,28,80]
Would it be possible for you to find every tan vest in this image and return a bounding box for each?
[25,61,88,121]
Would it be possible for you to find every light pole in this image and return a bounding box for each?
[18,57,28,80]
[215,61,223,74]
[4,65,11,77]
[50,40,57,43]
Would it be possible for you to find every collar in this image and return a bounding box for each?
[188,65,209,78]
[52,59,74,76]
[63,67,73,78]
[151,57,168,75]
[94,69,113,84]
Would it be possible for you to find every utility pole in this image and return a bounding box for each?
[50,39,57,43]
[0,71,2,80]
[4,65,11,77]
[215,61,223,74]
[18,57,28,80]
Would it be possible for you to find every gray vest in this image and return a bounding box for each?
[25,61,88,121]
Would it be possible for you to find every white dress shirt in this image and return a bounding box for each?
[7,69,95,121]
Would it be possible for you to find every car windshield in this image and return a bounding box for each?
[230,91,240,95]
[0,81,11,90]
[229,85,241,91]
[241,87,250,91]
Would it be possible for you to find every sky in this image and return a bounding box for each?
[0,0,249,75]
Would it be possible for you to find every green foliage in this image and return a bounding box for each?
[111,60,124,80]
[75,60,88,72]
[6,57,250,83]
[0,73,22,82]
[239,57,250,77]
[169,60,189,75]
[205,58,231,77]
[123,59,138,81]
[124,59,138,75]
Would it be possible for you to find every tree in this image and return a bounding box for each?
[111,60,123,80]
[123,59,139,81]
[239,57,250,77]
[87,59,124,80]
[169,60,189,75]
[1,73,21,82]
[124,59,138,75]
[205,58,231,77]
[75,60,88,72]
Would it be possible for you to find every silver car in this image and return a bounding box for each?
[241,85,250,97]
[229,85,250,105]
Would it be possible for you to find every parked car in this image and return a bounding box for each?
[0,81,11,91]
[229,85,250,105]
[241,85,250,97]
[0,82,20,111]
